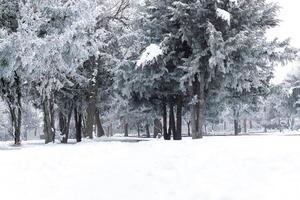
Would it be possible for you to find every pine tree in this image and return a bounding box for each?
[167,0,297,139]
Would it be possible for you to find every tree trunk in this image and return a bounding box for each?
[279,118,282,132]
[13,72,22,145]
[146,124,150,138]
[15,103,21,145]
[8,105,18,145]
[153,118,162,138]
[85,90,96,139]
[82,116,87,137]
[65,112,72,143]
[95,109,105,137]
[174,96,182,140]
[168,103,176,139]
[187,121,191,137]
[191,24,210,139]
[163,101,170,140]
[137,123,140,138]
[74,106,82,142]
[59,111,66,140]
[24,130,28,141]
[59,101,73,144]
[264,125,267,133]
[2,72,23,145]
[233,107,241,136]
[124,121,129,137]
[263,106,267,133]
[243,118,247,133]
[234,119,240,136]
[109,123,113,136]
[50,97,55,142]
[43,96,55,144]
[191,76,205,139]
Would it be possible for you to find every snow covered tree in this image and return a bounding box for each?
[0,0,23,145]
[0,0,18,32]
[167,0,297,139]
[121,0,193,140]
[0,0,131,143]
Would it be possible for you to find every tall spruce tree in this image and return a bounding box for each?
[167,0,297,138]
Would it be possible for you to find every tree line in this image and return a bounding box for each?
[0,0,297,145]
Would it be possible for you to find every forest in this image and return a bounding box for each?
[2,0,300,200]
[0,0,299,145]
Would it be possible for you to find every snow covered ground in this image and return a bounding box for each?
[1,134,300,200]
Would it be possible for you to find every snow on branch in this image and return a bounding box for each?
[217,0,238,5]
[216,8,231,25]
[136,44,163,68]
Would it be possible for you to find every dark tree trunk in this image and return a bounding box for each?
[168,103,176,139]
[109,123,113,136]
[234,119,239,136]
[191,21,210,139]
[191,75,205,139]
[59,112,66,140]
[13,72,22,145]
[59,101,73,144]
[95,109,105,137]
[48,97,55,143]
[174,96,182,140]
[243,119,247,134]
[153,118,162,138]
[224,120,227,131]
[146,124,150,138]
[249,120,253,129]
[15,101,21,145]
[74,106,82,142]
[8,105,18,145]
[137,123,140,138]
[124,122,129,137]
[233,107,241,136]
[1,72,22,145]
[43,96,55,144]
[187,121,191,137]
[64,113,72,143]
[163,101,170,140]
[85,91,96,139]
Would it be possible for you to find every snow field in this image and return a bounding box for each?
[1,135,300,200]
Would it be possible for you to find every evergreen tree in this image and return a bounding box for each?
[167,0,297,139]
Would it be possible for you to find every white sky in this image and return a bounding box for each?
[268,0,300,84]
